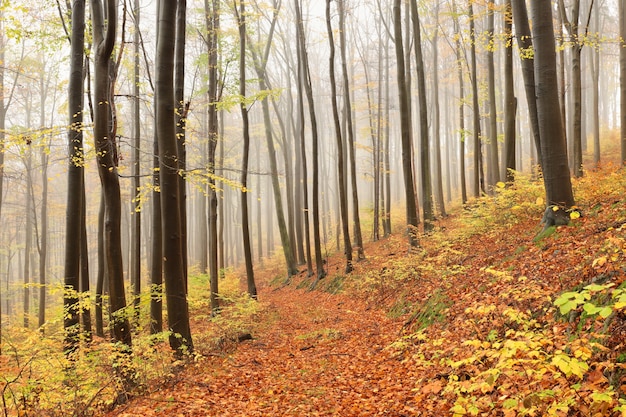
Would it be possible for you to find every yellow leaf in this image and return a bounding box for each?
[592,256,607,268]
[536,197,544,206]
[496,181,506,188]
[570,211,581,220]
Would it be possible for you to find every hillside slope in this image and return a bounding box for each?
[110,165,626,416]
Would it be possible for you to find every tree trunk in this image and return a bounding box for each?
[337,0,364,260]
[205,0,220,313]
[531,0,575,212]
[175,0,188,285]
[511,0,542,164]
[24,148,32,328]
[504,0,517,182]
[410,0,434,232]
[430,3,446,217]
[452,0,468,204]
[236,0,257,299]
[91,0,131,347]
[294,0,313,277]
[64,0,86,355]
[131,0,141,322]
[156,0,193,353]
[247,2,298,278]
[469,1,485,197]
[622,0,626,165]
[393,0,419,247]
[558,0,583,178]
[327,0,354,271]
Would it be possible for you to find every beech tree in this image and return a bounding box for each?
[393,0,419,247]
[530,0,575,222]
[91,0,131,347]
[156,0,193,353]
[234,0,257,299]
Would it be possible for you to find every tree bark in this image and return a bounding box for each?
[205,0,220,313]
[511,0,542,164]
[504,0,517,182]
[393,0,419,247]
[235,0,257,299]
[64,0,86,355]
[327,0,354,270]
[531,0,575,211]
[156,0,193,353]
[92,0,131,347]
[410,0,434,232]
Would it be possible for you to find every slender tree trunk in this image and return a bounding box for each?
[337,0,364,260]
[511,0,542,163]
[504,0,517,182]
[38,145,48,329]
[92,0,131,347]
[393,0,419,247]
[24,149,32,328]
[95,193,105,338]
[236,0,257,299]
[175,0,188,285]
[469,1,485,197]
[64,0,86,355]
[410,0,434,233]
[621,0,626,165]
[486,2,500,187]
[558,0,583,177]
[80,186,92,339]
[590,5,600,167]
[327,0,353,271]
[131,0,141,321]
[452,0,468,204]
[205,0,220,313]
[294,0,313,277]
[431,3,446,217]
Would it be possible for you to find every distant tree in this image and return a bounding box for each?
[620,0,626,165]
[205,0,220,313]
[337,0,365,260]
[234,0,257,299]
[294,0,314,276]
[156,0,193,353]
[451,0,468,204]
[430,3,446,217]
[510,0,542,163]
[530,0,575,222]
[393,0,419,247]
[486,2,500,187]
[558,0,585,178]
[294,0,325,279]
[469,1,485,197]
[131,0,141,321]
[327,0,354,271]
[410,0,434,232]
[247,0,298,280]
[503,0,517,183]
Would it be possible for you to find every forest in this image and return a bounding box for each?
[0,0,625,415]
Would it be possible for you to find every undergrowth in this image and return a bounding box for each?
[0,271,260,416]
[346,167,626,415]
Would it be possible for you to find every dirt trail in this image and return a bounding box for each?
[110,282,419,416]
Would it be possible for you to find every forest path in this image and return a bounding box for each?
[111,279,419,416]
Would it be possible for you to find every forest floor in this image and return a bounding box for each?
[103,163,626,416]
